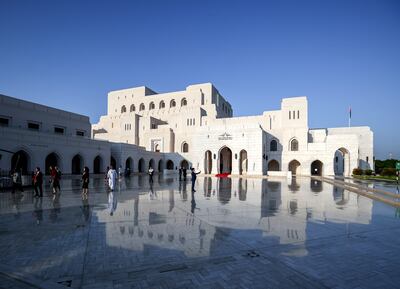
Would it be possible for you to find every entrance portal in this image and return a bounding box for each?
[11,150,30,174]
[219,147,232,174]
[45,152,60,175]
[334,148,350,176]
[94,155,103,173]
[288,160,301,176]
[239,150,248,175]
[311,160,323,176]
[72,154,83,174]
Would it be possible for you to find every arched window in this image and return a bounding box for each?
[290,139,299,151]
[182,142,189,153]
[149,102,155,110]
[159,101,165,109]
[130,104,135,112]
[121,105,126,113]
[170,99,176,108]
[181,98,187,106]
[270,140,277,151]
[139,103,145,111]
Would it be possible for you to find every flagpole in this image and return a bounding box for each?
[348,106,351,127]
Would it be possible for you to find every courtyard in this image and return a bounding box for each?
[0,175,399,289]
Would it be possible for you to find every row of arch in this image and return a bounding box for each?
[267,147,349,176]
[203,147,248,175]
[267,159,324,176]
[121,98,188,114]
[10,150,178,175]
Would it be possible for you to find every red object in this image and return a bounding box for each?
[216,173,230,178]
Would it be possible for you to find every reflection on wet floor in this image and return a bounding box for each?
[0,175,399,287]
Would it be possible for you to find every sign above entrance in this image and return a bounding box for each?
[218,133,232,140]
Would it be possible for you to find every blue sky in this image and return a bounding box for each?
[0,0,399,159]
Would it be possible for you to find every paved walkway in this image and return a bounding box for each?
[0,175,399,288]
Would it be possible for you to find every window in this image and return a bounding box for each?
[130,104,135,112]
[290,139,299,151]
[159,101,165,109]
[187,119,189,126]
[149,102,155,110]
[182,142,189,153]
[151,124,157,129]
[270,140,277,151]
[28,122,40,130]
[155,144,160,152]
[293,111,296,119]
[190,119,192,126]
[170,99,176,108]
[297,110,300,119]
[0,117,9,126]
[181,98,187,106]
[193,118,195,125]
[121,105,126,113]
[54,127,65,134]
[335,156,338,163]
[289,111,291,119]
[76,130,85,137]
[139,103,145,111]
[366,156,369,163]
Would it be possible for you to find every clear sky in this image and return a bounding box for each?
[0,0,399,159]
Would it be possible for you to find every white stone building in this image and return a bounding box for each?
[92,83,374,176]
[0,83,373,178]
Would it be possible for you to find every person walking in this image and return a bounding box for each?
[107,165,117,192]
[50,166,60,194]
[33,167,43,197]
[148,166,154,183]
[190,167,201,192]
[82,166,89,196]
[55,166,62,191]
[11,169,24,194]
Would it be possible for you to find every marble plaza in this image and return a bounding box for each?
[0,175,399,288]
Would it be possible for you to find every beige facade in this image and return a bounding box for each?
[93,83,374,177]
[0,83,374,178]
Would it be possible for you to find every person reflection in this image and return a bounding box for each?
[149,182,156,200]
[11,191,21,219]
[82,192,90,222]
[108,191,118,216]
[191,191,196,214]
[238,178,247,201]
[49,193,60,222]
[33,197,43,225]
[181,180,188,201]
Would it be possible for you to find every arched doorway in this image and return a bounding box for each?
[204,150,212,174]
[334,148,350,176]
[311,160,323,176]
[239,150,248,175]
[268,159,279,171]
[93,155,103,174]
[11,150,30,174]
[138,158,145,173]
[219,147,232,174]
[126,157,132,170]
[166,160,174,170]
[72,154,83,174]
[45,152,60,175]
[149,159,155,170]
[288,160,301,176]
[110,156,116,169]
[180,159,189,169]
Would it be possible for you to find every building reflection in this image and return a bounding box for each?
[218,178,231,204]
[310,179,323,193]
[95,176,373,259]
[238,179,247,201]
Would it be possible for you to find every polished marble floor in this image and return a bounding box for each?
[0,175,399,288]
